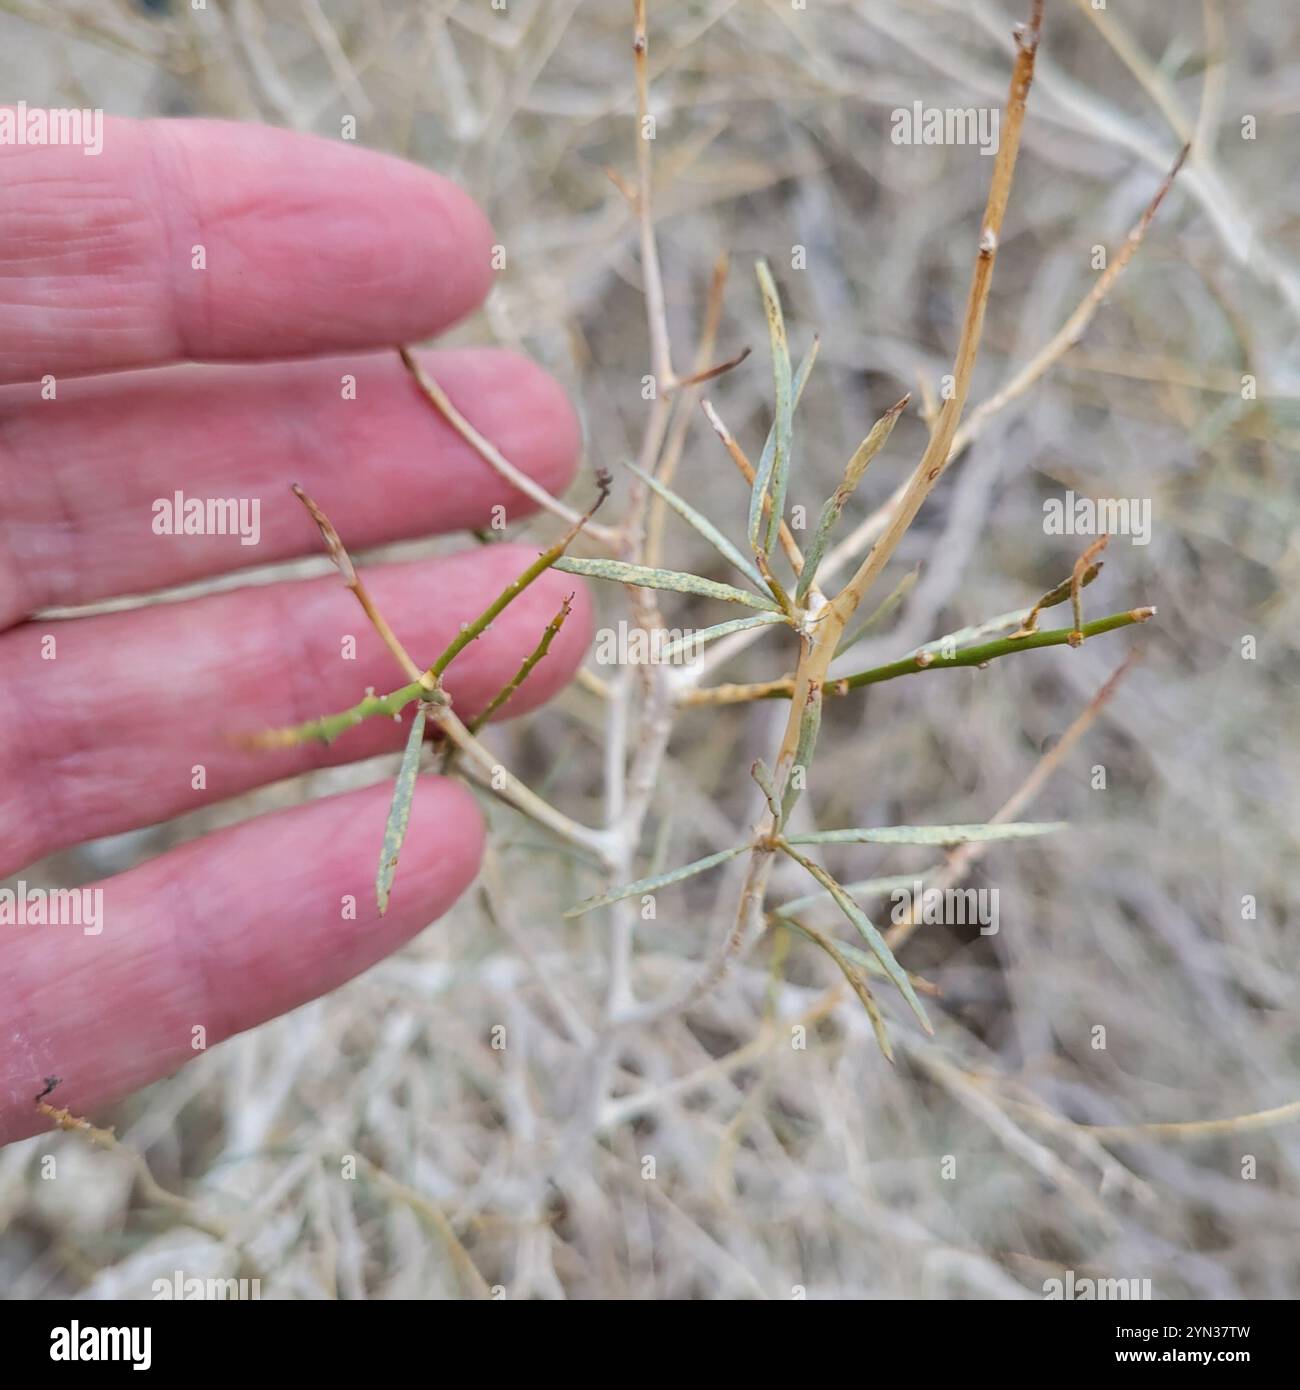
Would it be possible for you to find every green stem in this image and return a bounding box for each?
[427,473,609,683]
[429,551,561,681]
[249,680,428,748]
[467,596,573,736]
[830,608,1154,695]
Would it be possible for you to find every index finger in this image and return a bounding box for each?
[0,115,496,384]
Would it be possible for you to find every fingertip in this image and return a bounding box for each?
[412,173,497,327]
[0,777,489,1144]
[155,119,499,354]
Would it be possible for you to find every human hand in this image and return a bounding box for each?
[0,117,590,1145]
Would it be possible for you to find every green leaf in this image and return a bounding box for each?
[748,319,818,559]
[657,611,788,662]
[777,918,894,1062]
[751,759,782,823]
[752,262,794,557]
[781,846,932,1034]
[553,556,781,611]
[624,461,766,590]
[773,871,927,917]
[565,844,748,917]
[850,969,894,1062]
[797,394,909,602]
[830,890,931,1034]
[781,682,823,822]
[834,567,920,657]
[375,703,428,915]
[785,822,1067,847]
[825,934,905,983]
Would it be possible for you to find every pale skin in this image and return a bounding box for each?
[0,118,592,1145]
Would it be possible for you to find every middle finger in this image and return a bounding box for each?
[0,346,579,627]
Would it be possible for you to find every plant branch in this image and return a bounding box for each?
[646,252,730,567]
[818,138,1185,588]
[948,141,1190,464]
[682,608,1154,706]
[467,594,574,735]
[701,398,809,583]
[398,346,619,545]
[633,0,674,388]
[427,472,610,684]
[240,679,429,749]
[831,0,1044,627]
[292,484,422,681]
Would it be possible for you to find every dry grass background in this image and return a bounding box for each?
[2,0,1299,1299]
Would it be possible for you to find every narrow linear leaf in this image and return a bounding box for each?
[657,611,788,662]
[782,845,932,1034]
[749,317,817,558]
[778,917,894,1062]
[797,394,910,602]
[909,607,1033,658]
[624,461,766,590]
[753,261,794,556]
[831,896,929,1033]
[779,912,941,1042]
[751,760,782,824]
[565,844,748,918]
[553,556,781,611]
[292,483,357,584]
[375,703,428,915]
[853,975,895,1062]
[779,904,937,990]
[781,681,823,822]
[826,934,910,983]
[835,567,921,657]
[773,871,929,918]
[786,821,1067,847]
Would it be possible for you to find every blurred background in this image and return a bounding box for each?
[1,0,1298,1299]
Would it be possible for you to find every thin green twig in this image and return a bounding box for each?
[683,607,1155,707]
[427,475,608,684]
[467,594,574,735]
